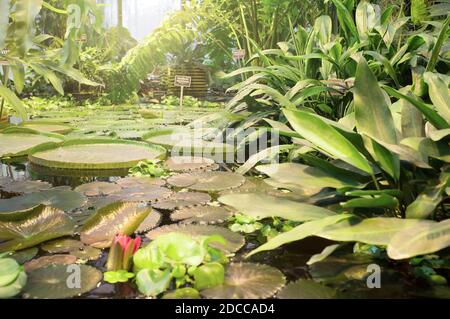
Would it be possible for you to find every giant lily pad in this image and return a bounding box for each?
[0,127,65,158]
[23,265,102,299]
[136,210,162,233]
[74,182,121,197]
[29,139,166,170]
[111,185,173,203]
[24,255,78,272]
[201,263,286,299]
[0,206,76,253]
[80,201,152,248]
[277,279,338,299]
[115,177,166,188]
[0,180,52,195]
[146,224,245,253]
[152,192,211,211]
[167,172,245,192]
[171,206,233,225]
[20,122,73,135]
[165,156,217,172]
[0,189,88,216]
[144,129,234,158]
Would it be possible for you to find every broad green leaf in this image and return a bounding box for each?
[318,217,434,246]
[429,129,450,141]
[0,0,9,50]
[0,84,27,120]
[401,91,425,138]
[362,136,400,181]
[406,172,449,219]
[331,0,359,41]
[314,15,332,46]
[354,58,398,144]
[426,15,450,72]
[283,109,373,174]
[136,269,171,297]
[423,72,450,122]
[14,0,44,57]
[401,137,450,162]
[236,145,295,175]
[10,65,25,94]
[356,1,378,40]
[341,194,399,209]
[307,244,342,266]
[219,193,336,222]
[375,17,409,49]
[365,51,400,87]
[256,163,364,189]
[388,219,450,260]
[194,262,225,291]
[383,85,450,130]
[246,214,352,257]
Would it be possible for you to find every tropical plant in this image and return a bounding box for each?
[0,254,27,299]
[0,0,101,120]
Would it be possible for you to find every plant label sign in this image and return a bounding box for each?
[233,49,246,60]
[0,49,9,65]
[174,75,192,88]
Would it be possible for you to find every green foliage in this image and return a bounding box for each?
[128,160,169,178]
[0,254,27,299]
[133,233,228,297]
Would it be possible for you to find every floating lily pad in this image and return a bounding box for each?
[0,189,88,216]
[167,172,245,192]
[146,224,245,253]
[152,192,211,211]
[0,180,52,195]
[80,201,152,248]
[69,246,102,261]
[40,238,85,254]
[144,129,234,158]
[20,122,73,135]
[7,247,39,264]
[24,255,78,272]
[74,182,122,197]
[277,279,338,299]
[115,177,166,188]
[165,156,217,172]
[0,128,65,158]
[162,288,201,299]
[0,206,76,253]
[136,210,162,233]
[201,263,286,299]
[172,206,233,225]
[23,265,102,299]
[29,139,166,170]
[112,185,173,203]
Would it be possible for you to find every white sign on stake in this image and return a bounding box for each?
[174,75,192,111]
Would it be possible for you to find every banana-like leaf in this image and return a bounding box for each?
[318,217,434,245]
[426,15,450,72]
[283,109,373,175]
[314,15,332,46]
[401,91,425,138]
[219,193,337,222]
[246,214,353,257]
[388,219,450,260]
[365,51,400,87]
[0,84,27,120]
[341,194,399,209]
[14,0,43,57]
[423,72,450,122]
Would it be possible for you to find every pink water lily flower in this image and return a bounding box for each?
[114,234,142,254]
